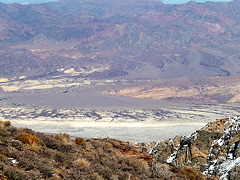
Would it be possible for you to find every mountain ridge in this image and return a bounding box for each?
[0,0,240,79]
[1,0,240,102]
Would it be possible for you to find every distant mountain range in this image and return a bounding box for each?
[0,0,234,4]
[0,0,240,102]
[161,0,233,4]
[0,0,240,78]
[0,0,58,4]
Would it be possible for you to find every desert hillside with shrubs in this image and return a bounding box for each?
[0,120,216,179]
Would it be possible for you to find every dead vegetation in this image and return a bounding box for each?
[0,120,215,179]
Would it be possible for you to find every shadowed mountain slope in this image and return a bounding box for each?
[0,0,240,79]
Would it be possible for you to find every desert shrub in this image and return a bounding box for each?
[0,120,5,128]
[90,173,104,180]
[76,158,87,166]
[0,122,203,180]
[128,158,150,176]
[53,151,74,166]
[4,165,30,180]
[38,134,73,152]
[3,165,43,180]
[39,135,58,150]
[73,158,92,170]
[17,150,55,178]
[180,166,205,179]
[151,162,172,178]
[0,137,8,146]
[22,170,42,180]
[38,148,55,160]
[21,128,36,135]
[55,133,70,142]
[75,137,85,145]
[0,154,11,166]
[0,129,8,137]
[0,146,19,160]
[91,140,105,149]
[0,175,7,180]
[98,154,118,170]
[98,166,112,179]
[6,126,17,136]
[16,133,40,146]
[39,166,54,178]
[17,150,38,171]
[3,121,11,127]
[59,168,90,180]
[11,140,23,151]
[118,172,131,180]
[0,145,10,157]
[57,143,74,153]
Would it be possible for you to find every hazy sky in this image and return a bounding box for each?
[0,0,58,3]
[0,0,234,4]
[162,0,233,3]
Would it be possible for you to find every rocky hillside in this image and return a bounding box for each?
[150,115,240,179]
[2,115,240,179]
[0,120,215,180]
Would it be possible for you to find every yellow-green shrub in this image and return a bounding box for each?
[16,133,40,146]
[75,137,85,145]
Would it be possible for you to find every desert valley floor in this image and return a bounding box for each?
[0,92,239,142]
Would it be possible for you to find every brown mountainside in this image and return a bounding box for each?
[0,0,240,79]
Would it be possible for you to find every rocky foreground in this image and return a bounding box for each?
[1,115,240,179]
[150,115,240,180]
